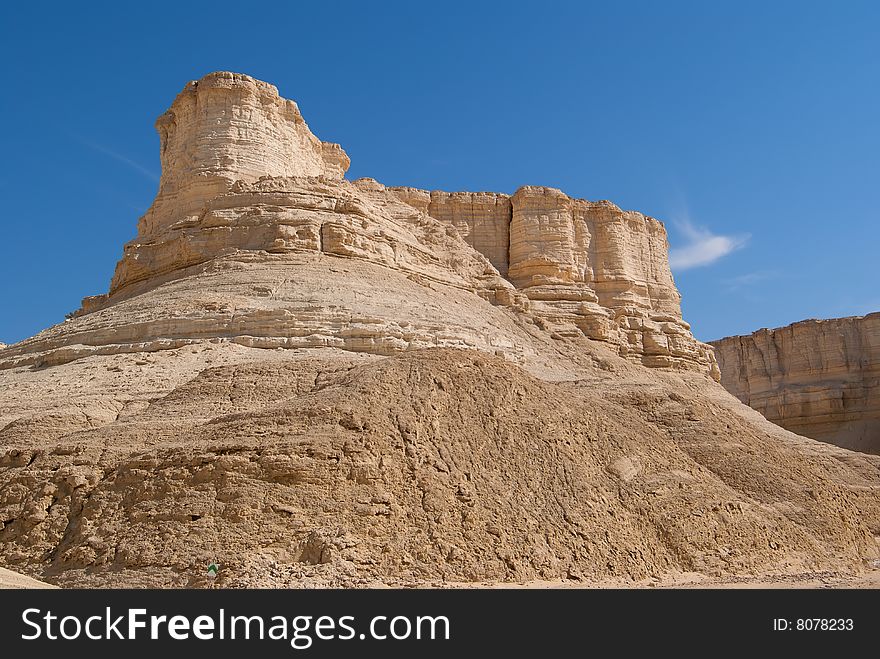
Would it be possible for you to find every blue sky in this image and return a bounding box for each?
[1,1,877,343]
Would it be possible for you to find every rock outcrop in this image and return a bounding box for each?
[389,188,512,276]
[388,185,711,373]
[711,314,880,454]
[2,72,879,588]
[0,71,716,377]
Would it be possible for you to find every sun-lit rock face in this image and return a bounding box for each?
[139,71,348,238]
[1,71,715,377]
[712,314,880,454]
[391,188,512,277]
[111,71,351,295]
[509,187,680,313]
[390,185,714,374]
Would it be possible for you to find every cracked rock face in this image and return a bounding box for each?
[711,314,880,454]
[138,71,349,242]
[1,72,878,588]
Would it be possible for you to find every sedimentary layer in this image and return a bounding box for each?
[390,185,707,372]
[711,314,880,454]
[0,71,716,376]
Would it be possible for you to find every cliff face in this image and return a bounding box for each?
[138,72,348,239]
[711,314,880,454]
[0,71,716,377]
[111,72,352,296]
[390,188,511,277]
[389,185,711,373]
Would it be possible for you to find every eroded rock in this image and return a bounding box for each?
[712,313,880,454]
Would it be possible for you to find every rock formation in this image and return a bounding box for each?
[0,72,878,588]
[389,185,706,371]
[711,314,880,454]
[0,71,715,377]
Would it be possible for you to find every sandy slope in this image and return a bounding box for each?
[1,337,878,588]
[0,567,55,589]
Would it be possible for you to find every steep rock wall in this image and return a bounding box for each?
[711,314,880,453]
[390,185,713,374]
[390,188,512,277]
[113,71,350,293]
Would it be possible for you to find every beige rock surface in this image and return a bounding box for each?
[711,314,880,454]
[390,188,512,277]
[1,344,878,588]
[386,184,717,374]
[0,72,878,588]
[136,72,348,241]
[2,72,716,377]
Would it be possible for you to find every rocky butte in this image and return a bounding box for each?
[1,71,715,376]
[0,72,878,588]
[712,314,880,455]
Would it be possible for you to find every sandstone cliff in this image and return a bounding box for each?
[390,185,701,371]
[711,314,880,454]
[1,72,878,588]
[2,73,528,373]
[0,72,716,377]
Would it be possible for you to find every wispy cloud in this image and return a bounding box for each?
[73,136,159,182]
[669,219,749,271]
[721,271,776,292]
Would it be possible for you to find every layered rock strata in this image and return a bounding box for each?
[389,188,512,277]
[711,314,880,454]
[0,71,714,377]
[389,185,714,374]
[136,71,349,243]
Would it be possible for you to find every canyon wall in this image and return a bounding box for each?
[390,189,512,277]
[711,314,880,454]
[137,71,348,240]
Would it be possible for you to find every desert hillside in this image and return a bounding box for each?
[0,72,877,588]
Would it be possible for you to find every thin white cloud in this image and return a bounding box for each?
[669,219,749,271]
[74,136,159,182]
[721,271,775,292]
